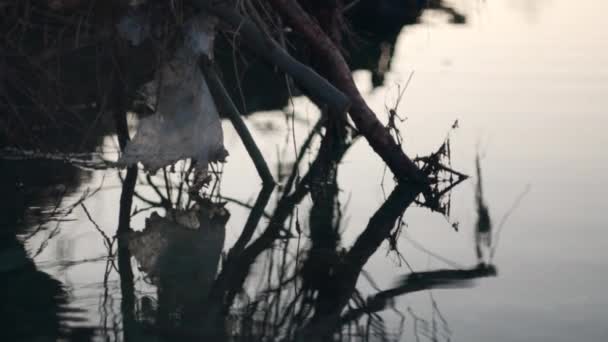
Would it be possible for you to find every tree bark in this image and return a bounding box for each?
[267,0,432,193]
[193,0,434,203]
[191,0,350,114]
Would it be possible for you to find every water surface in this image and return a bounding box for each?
[1,0,607,341]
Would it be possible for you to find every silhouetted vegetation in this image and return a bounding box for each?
[0,1,500,342]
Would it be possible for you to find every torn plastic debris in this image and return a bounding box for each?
[118,14,226,173]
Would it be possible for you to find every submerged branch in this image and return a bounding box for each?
[201,57,275,186]
[300,183,421,340]
[341,264,498,325]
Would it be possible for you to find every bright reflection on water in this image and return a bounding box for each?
[2,0,608,341]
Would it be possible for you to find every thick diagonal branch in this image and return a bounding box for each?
[266,0,431,191]
[193,1,431,198]
[191,0,350,113]
[298,183,420,340]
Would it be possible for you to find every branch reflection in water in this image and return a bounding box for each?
[88,118,497,342]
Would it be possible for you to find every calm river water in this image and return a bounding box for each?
[2,0,607,341]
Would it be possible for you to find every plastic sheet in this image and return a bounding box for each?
[119,14,226,173]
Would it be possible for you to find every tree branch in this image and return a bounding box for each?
[191,0,350,113]
[200,57,275,186]
[265,0,434,198]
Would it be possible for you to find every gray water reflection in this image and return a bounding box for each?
[2,0,608,341]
